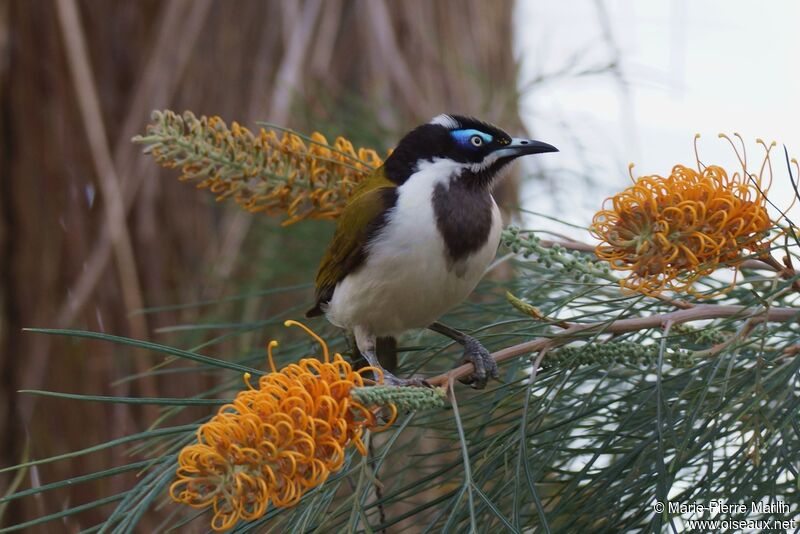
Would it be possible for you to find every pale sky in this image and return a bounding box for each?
[515,0,800,235]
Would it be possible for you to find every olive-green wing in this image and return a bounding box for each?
[306,169,397,317]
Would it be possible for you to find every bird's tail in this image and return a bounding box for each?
[375,336,398,373]
[348,334,398,373]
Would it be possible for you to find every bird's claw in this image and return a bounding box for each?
[456,337,499,389]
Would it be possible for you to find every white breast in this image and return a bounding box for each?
[325,159,502,337]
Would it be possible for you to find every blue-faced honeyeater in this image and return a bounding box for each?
[306,114,558,388]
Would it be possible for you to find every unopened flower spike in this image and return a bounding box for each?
[351,385,447,411]
[133,110,386,225]
[170,322,396,531]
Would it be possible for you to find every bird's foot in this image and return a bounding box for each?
[378,370,431,388]
[362,347,430,387]
[456,336,499,389]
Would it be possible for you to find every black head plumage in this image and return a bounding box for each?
[383,114,555,187]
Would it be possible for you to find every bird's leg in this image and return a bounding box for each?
[428,321,498,389]
[354,327,429,387]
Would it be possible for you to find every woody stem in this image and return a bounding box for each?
[760,254,800,293]
[426,303,800,388]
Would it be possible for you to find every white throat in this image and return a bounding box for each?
[413,157,468,187]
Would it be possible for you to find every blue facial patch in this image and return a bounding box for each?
[450,129,493,148]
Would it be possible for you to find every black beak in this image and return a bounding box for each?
[504,137,559,156]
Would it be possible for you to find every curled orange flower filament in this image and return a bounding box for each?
[591,146,777,296]
[170,321,397,531]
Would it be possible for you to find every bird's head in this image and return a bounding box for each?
[383,114,558,187]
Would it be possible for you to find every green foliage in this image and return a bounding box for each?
[2,217,799,533]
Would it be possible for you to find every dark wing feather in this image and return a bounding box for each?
[306,168,397,317]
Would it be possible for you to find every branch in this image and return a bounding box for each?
[426,304,800,387]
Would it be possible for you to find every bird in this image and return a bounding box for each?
[306,114,557,388]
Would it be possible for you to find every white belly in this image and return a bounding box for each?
[325,162,502,337]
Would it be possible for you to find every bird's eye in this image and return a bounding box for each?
[470,135,484,147]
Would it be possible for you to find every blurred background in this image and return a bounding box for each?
[1,0,797,529]
[517,0,800,232]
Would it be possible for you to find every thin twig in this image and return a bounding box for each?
[448,379,477,534]
[211,0,324,282]
[427,303,800,387]
[53,0,212,330]
[513,347,552,533]
[760,254,800,293]
[538,237,775,272]
[692,319,757,358]
[368,438,388,534]
[363,0,424,113]
[55,0,147,340]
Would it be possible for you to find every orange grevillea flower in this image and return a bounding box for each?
[591,137,779,295]
[136,110,384,225]
[169,321,396,531]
